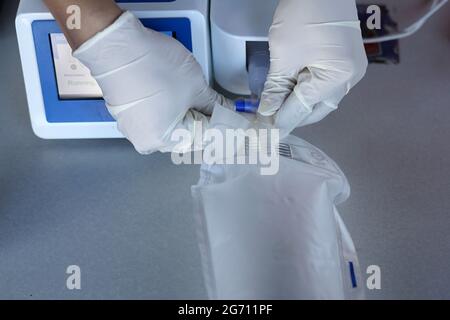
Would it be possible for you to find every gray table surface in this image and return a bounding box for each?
[1,0,449,299]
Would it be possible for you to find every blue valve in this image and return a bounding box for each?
[235,99,259,114]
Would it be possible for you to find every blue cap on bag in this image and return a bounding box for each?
[235,99,259,114]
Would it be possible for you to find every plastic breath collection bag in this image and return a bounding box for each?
[191,105,364,300]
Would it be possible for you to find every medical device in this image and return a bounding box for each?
[16,0,447,139]
[210,0,277,96]
[210,0,449,95]
[16,0,211,139]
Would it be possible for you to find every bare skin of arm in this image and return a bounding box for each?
[43,0,122,50]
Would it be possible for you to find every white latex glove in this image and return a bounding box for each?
[74,11,233,154]
[259,0,368,136]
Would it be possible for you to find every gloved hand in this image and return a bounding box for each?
[74,11,233,154]
[258,0,368,136]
